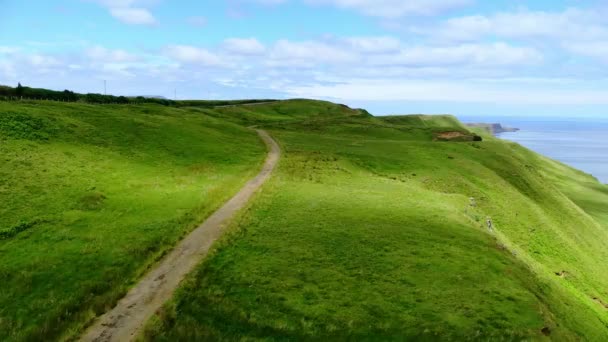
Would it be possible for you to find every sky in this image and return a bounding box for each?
[2,0,608,116]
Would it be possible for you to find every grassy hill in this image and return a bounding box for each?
[0,101,266,340]
[1,99,608,340]
[141,102,608,340]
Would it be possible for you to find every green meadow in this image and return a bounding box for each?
[143,101,608,340]
[1,99,608,340]
[0,101,265,341]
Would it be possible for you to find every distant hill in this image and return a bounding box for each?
[138,95,169,100]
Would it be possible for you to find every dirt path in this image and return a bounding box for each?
[80,130,280,342]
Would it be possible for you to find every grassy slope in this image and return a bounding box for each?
[144,102,608,340]
[0,101,266,341]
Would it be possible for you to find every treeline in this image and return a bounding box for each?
[0,84,280,107]
[0,84,176,106]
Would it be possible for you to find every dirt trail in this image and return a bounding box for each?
[80,130,280,342]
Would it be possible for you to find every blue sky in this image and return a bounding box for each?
[2,0,608,116]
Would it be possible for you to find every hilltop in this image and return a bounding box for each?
[0,97,607,340]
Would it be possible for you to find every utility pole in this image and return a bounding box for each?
[104,80,107,95]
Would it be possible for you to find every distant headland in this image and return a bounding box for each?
[466,123,520,135]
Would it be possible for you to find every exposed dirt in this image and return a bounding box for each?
[79,130,280,342]
[434,131,482,142]
[555,270,568,278]
[436,131,468,139]
[592,297,608,309]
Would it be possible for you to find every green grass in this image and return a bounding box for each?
[2,99,608,340]
[0,101,266,341]
[143,104,608,340]
[380,114,468,131]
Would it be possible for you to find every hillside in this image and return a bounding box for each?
[143,102,608,340]
[0,101,266,340]
[1,99,608,340]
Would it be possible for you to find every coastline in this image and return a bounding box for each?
[462,116,608,184]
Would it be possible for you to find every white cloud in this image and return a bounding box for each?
[101,63,136,77]
[27,55,61,68]
[109,7,156,25]
[263,39,541,69]
[488,9,608,40]
[89,0,158,25]
[413,8,608,43]
[269,39,359,66]
[223,38,266,55]
[3,26,605,108]
[86,46,139,63]
[0,46,20,54]
[164,45,228,67]
[0,60,17,79]
[369,43,542,67]
[399,7,608,66]
[343,36,401,53]
[563,41,608,63]
[282,78,608,105]
[305,0,472,18]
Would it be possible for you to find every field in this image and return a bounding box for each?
[0,101,265,341]
[143,101,608,340]
[1,99,608,340]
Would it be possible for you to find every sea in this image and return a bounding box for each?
[458,116,608,184]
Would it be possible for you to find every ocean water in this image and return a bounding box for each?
[458,116,608,184]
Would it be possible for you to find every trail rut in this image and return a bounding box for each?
[80,129,280,342]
